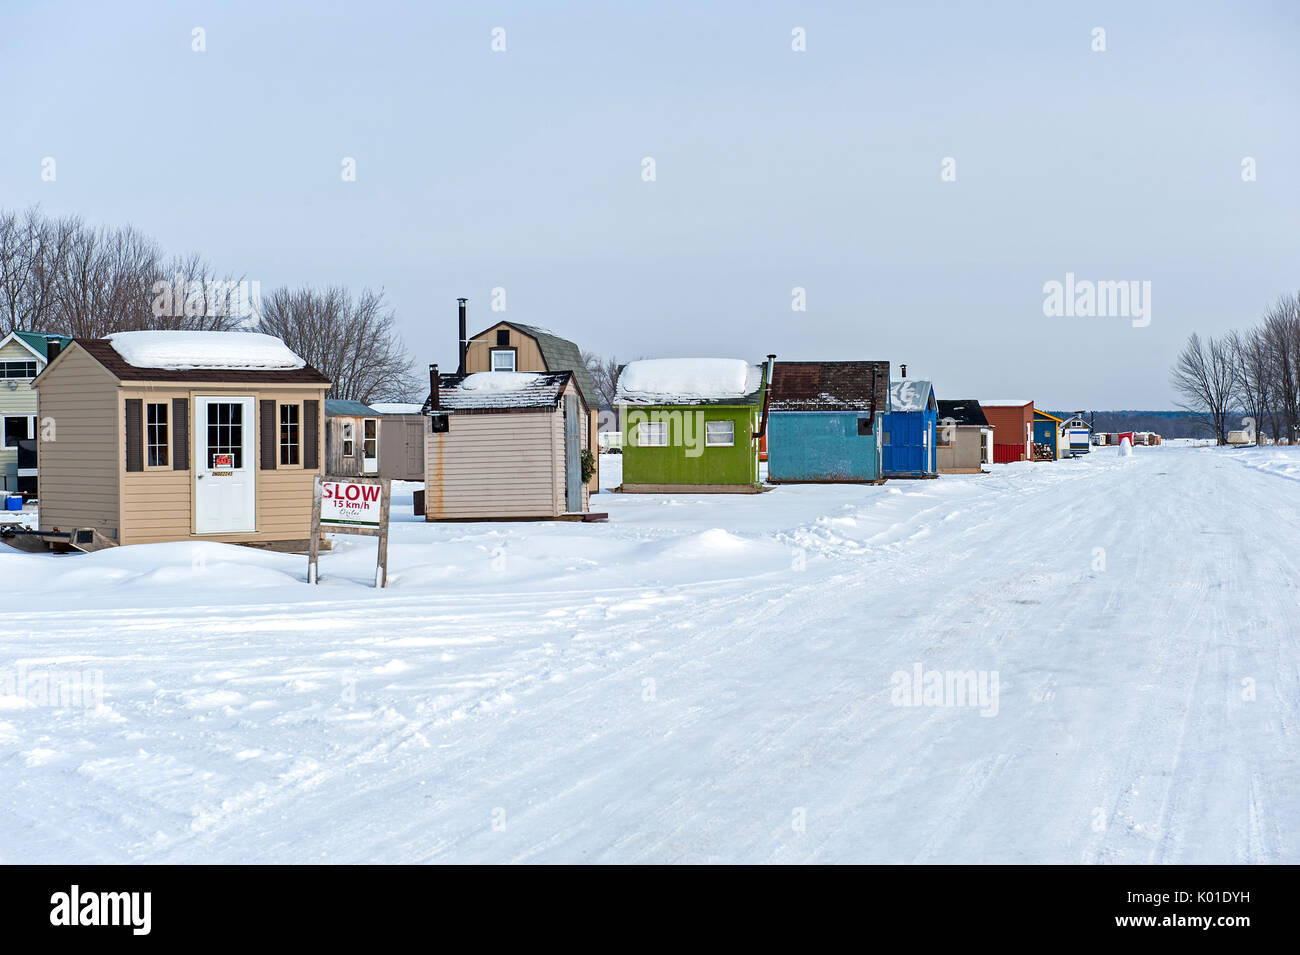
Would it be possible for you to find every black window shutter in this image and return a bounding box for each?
[172,398,189,470]
[259,400,277,470]
[124,399,143,472]
[303,399,320,470]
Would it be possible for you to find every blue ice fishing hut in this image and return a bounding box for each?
[881,377,938,478]
[765,361,891,483]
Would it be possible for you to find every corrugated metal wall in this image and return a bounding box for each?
[767,412,880,482]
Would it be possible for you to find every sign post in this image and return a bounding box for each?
[308,474,391,587]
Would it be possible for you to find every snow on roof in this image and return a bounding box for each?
[982,399,1033,407]
[368,402,424,415]
[615,358,763,405]
[105,331,305,371]
[768,360,890,413]
[888,378,934,412]
[458,371,542,392]
[434,372,572,411]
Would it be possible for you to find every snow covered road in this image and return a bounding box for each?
[2,445,1297,863]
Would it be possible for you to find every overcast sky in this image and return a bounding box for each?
[4,1,1298,407]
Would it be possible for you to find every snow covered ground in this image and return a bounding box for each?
[2,444,1297,863]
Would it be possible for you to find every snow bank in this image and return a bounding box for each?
[616,358,758,402]
[457,372,542,392]
[106,331,305,370]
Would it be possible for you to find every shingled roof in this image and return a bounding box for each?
[57,339,331,385]
[488,322,599,410]
[937,399,990,427]
[423,371,577,412]
[768,361,890,413]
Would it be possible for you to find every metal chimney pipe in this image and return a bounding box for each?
[428,363,439,412]
[457,298,468,375]
[755,353,777,439]
[900,363,907,378]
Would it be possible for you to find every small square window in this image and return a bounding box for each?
[704,420,734,447]
[857,416,872,436]
[496,329,510,347]
[637,421,668,447]
[342,422,354,457]
[491,349,516,372]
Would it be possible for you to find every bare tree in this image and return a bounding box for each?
[1170,333,1238,444]
[0,205,245,336]
[0,207,79,332]
[582,350,621,410]
[257,285,417,402]
[1230,328,1272,444]
[1261,294,1300,444]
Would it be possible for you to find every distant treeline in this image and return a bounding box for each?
[1042,411,1218,438]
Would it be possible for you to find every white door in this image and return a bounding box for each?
[194,396,256,534]
[362,418,379,474]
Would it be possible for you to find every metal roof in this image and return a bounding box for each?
[888,379,936,413]
[10,331,73,361]
[325,399,380,416]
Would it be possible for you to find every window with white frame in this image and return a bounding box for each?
[146,402,169,467]
[704,420,734,447]
[363,419,377,459]
[0,361,37,379]
[280,403,300,466]
[490,349,516,372]
[637,420,668,446]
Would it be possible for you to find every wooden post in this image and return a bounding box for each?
[309,474,390,589]
[308,474,322,584]
[376,479,391,588]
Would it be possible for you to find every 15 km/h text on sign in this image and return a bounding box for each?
[320,479,383,528]
[309,475,391,587]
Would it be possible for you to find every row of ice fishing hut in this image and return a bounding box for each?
[17,302,1097,551]
[609,358,1091,491]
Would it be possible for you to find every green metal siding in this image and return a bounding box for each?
[622,405,759,485]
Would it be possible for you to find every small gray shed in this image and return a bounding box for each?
[324,399,380,477]
[368,402,426,482]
